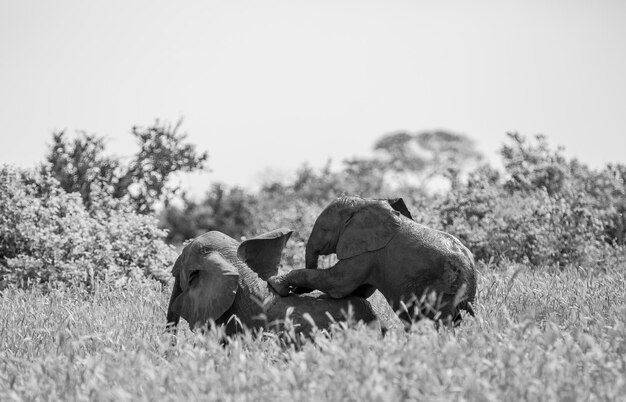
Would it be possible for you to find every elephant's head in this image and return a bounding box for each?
[166,229,292,331]
[305,197,413,269]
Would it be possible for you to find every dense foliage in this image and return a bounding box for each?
[158,184,254,245]
[1,129,624,288]
[0,166,174,289]
[166,132,625,270]
[437,134,625,267]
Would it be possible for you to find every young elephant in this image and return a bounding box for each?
[268,197,476,324]
[165,228,402,336]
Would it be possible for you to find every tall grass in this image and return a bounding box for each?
[1,263,625,401]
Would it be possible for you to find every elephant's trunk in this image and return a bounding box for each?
[165,274,182,333]
[305,241,319,269]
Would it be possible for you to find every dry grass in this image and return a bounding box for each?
[1,263,625,401]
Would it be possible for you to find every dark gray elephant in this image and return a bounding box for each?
[268,197,476,325]
[165,228,402,337]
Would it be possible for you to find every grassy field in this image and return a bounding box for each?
[1,262,625,401]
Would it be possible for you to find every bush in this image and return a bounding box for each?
[438,185,609,267]
[0,166,174,289]
[159,184,254,245]
[572,163,626,246]
[45,120,208,214]
[435,134,625,268]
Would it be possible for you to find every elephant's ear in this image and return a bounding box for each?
[171,253,184,277]
[337,203,400,260]
[171,252,239,330]
[237,228,293,280]
[387,198,413,220]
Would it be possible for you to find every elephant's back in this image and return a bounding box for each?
[395,219,477,302]
[266,291,403,335]
[274,292,375,324]
[401,220,473,267]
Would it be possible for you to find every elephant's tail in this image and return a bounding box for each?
[458,300,475,317]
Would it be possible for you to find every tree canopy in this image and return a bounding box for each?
[45,119,208,214]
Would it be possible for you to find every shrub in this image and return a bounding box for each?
[500,133,626,247]
[45,119,208,214]
[0,166,174,289]
[439,185,609,267]
[159,184,254,245]
[429,134,625,269]
[572,163,626,246]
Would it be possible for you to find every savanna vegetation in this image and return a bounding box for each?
[1,122,625,400]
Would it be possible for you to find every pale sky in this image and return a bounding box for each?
[1,0,625,192]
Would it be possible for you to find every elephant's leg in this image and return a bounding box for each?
[269,259,371,299]
[351,284,377,298]
[290,286,316,295]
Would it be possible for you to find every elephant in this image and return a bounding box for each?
[165,228,403,337]
[268,196,476,325]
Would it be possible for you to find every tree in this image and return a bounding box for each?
[501,133,568,195]
[341,157,389,196]
[256,161,347,207]
[45,119,208,214]
[46,131,120,207]
[159,184,254,244]
[372,130,483,190]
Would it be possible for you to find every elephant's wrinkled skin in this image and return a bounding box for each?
[165,228,402,336]
[269,197,476,325]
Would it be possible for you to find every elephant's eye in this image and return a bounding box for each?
[189,270,200,287]
[199,245,211,254]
